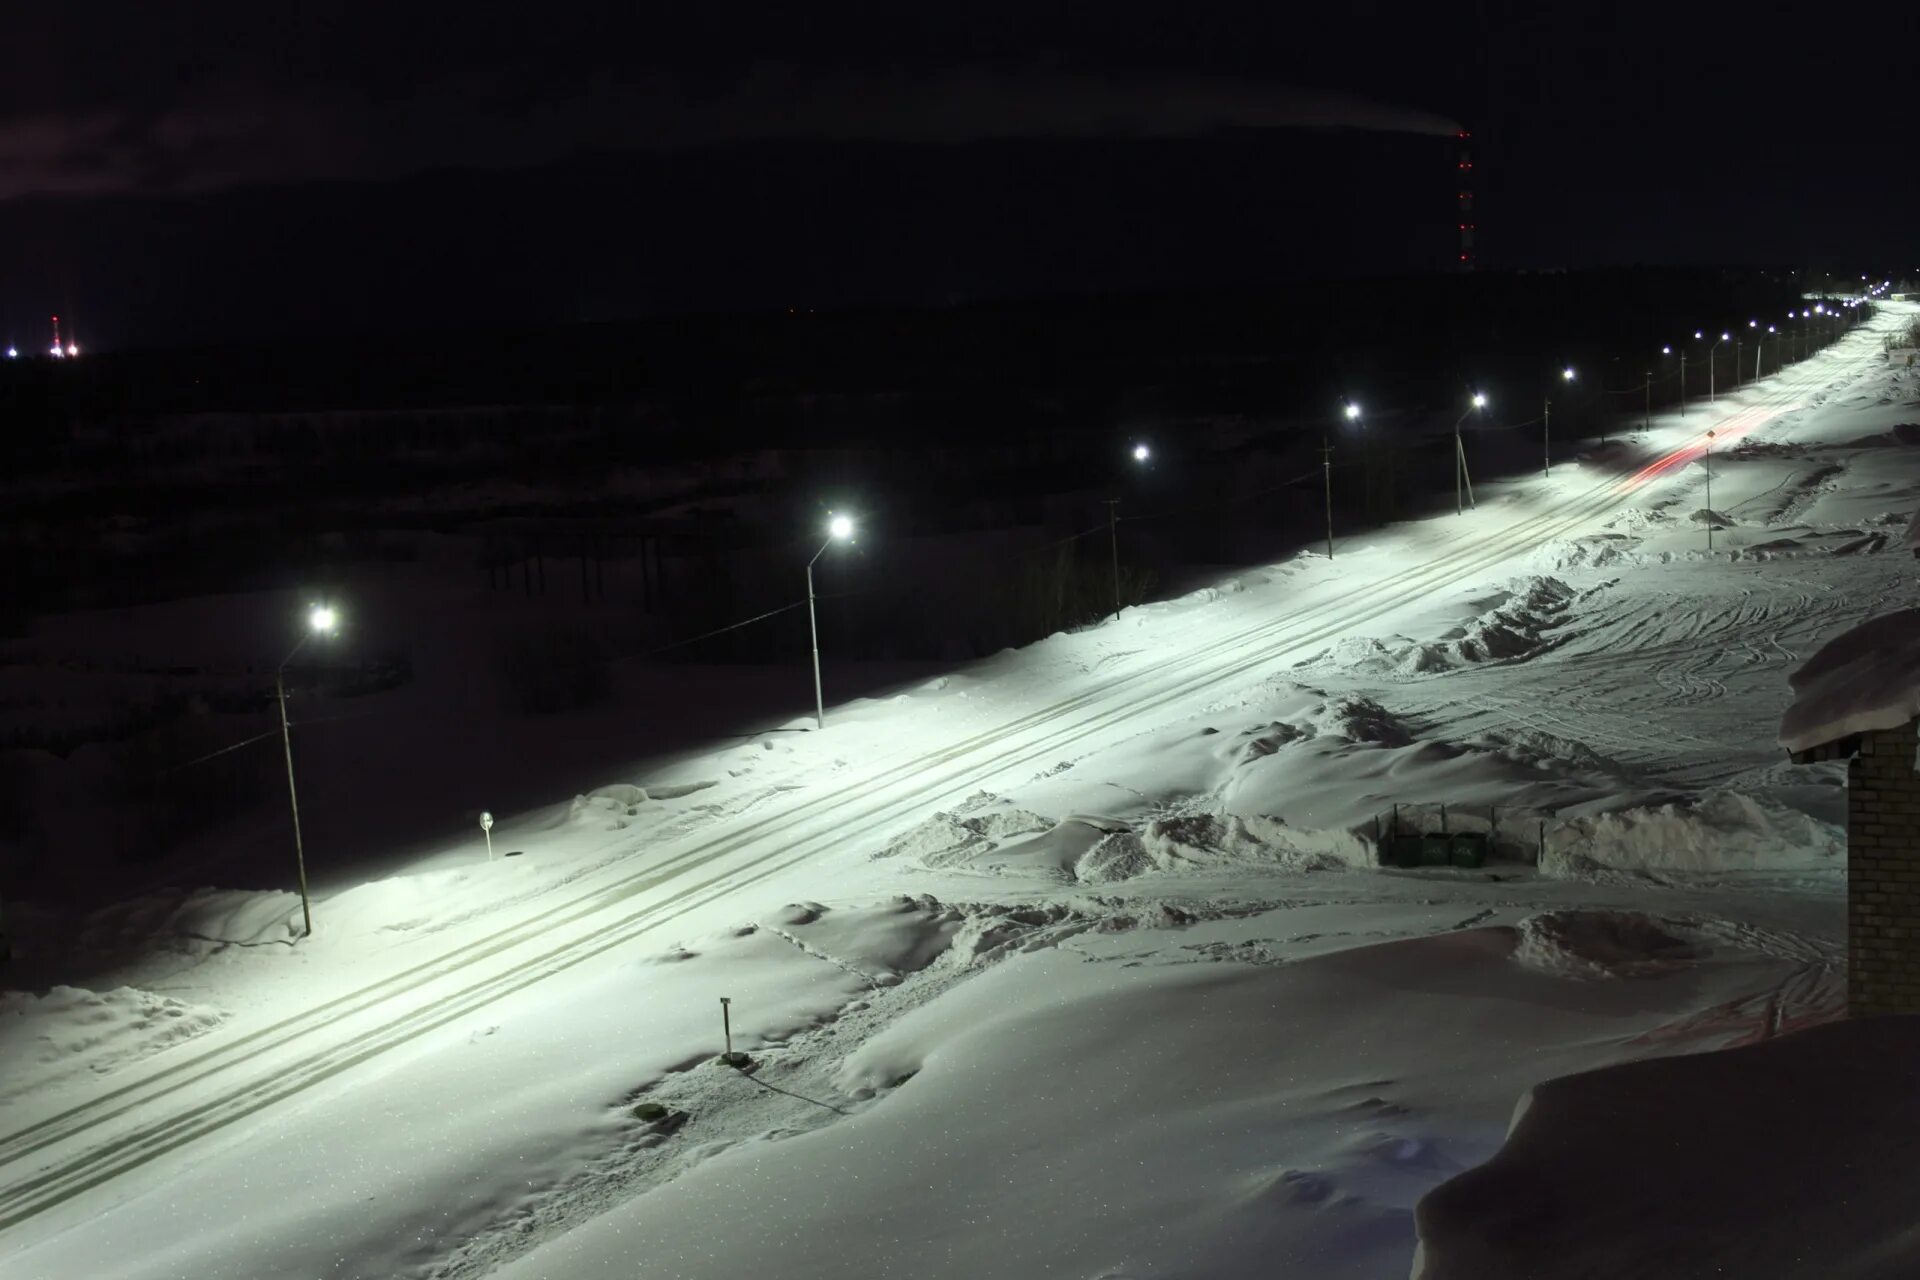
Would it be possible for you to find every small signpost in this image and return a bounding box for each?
[479,811,495,861]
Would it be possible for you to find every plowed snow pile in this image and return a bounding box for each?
[1541,790,1842,879]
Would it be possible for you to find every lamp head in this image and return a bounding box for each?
[1343,403,1361,421]
[308,605,338,634]
[827,514,854,540]
[1132,443,1151,462]
[1470,392,1488,409]
[1561,367,1575,381]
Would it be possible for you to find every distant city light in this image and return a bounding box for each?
[50,345,63,357]
[4,347,14,359]
[66,343,77,356]
[1662,345,1672,354]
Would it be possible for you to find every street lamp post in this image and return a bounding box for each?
[1544,366,1573,478]
[1704,429,1716,553]
[806,515,855,732]
[1708,332,1729,403]
[277,603,337,937]
[1455,392,1487,515]
[1326,403,1359,559]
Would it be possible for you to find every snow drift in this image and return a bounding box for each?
[1413,1016,1920,1280]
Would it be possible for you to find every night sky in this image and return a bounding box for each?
[0,1,1905,349]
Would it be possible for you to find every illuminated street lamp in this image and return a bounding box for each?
[277,602,338,936]
[1132,443,1151,462]
[1455,391,1488,515]
[806,515,855,731]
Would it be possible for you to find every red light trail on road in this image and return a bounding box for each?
[1620,396,1803,491]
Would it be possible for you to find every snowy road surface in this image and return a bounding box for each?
[0,305,1911,1278]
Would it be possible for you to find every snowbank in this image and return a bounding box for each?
[1541,790,1843,879]
[1778,608,1920,754]
[1413,1016,1920,1280]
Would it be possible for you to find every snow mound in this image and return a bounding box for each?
[1414,1017,1920,1279]
[1600,507,1679,533]
[755,896,964,981]
[1474,729,1623,777]
[1307,693,1412,744]
[78,888,302,951]
[1530,534,1639,571]
[1073,813,1365,883]
[1511,911,1702,980]
[874,795,1054,866]
[1689,508,1736,529]
[0,985,227,1101]
[569,779,719,826]
[1314,579,1580,674]
[1542,790,1842,879]
[1778,607,1920,753]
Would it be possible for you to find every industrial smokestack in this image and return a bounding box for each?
[1455,130,1475,271]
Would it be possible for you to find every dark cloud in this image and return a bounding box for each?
[0,66,1459,201]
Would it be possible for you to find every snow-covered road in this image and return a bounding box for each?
[1,304,1910,1279]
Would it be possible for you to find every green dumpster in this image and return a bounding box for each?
[1450,832,1489,868]
[1419,833,1454,866]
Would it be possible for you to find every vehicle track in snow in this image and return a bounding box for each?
[0,332,1887,1240]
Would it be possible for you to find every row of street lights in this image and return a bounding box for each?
[273,294,1885,933]
[271,510,869,937]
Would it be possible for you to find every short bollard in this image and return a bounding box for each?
[718,996,751,1067]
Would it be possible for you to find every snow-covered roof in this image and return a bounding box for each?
[1779,608,1920,754]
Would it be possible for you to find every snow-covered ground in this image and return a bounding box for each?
[1,305,1914,1279]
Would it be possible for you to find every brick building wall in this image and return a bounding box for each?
[1848,716,1920,1016]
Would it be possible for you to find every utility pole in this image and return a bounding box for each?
[1643,373,1652,433]
[1318,437,1336,558]
[1679,350,1687,415]
[1542,396,1552,478]
[276,670,314,938]
[1105,498,1122,620]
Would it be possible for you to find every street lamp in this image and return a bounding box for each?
[806,515,854,731]
[1455,391,1488,515]
[1707,332,1730,402]
[1132,443,1151,462]
[1322,401,1362,559]
[1544,367,1574,478]
[277,602,337,937]
[1704,429,1717,553]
